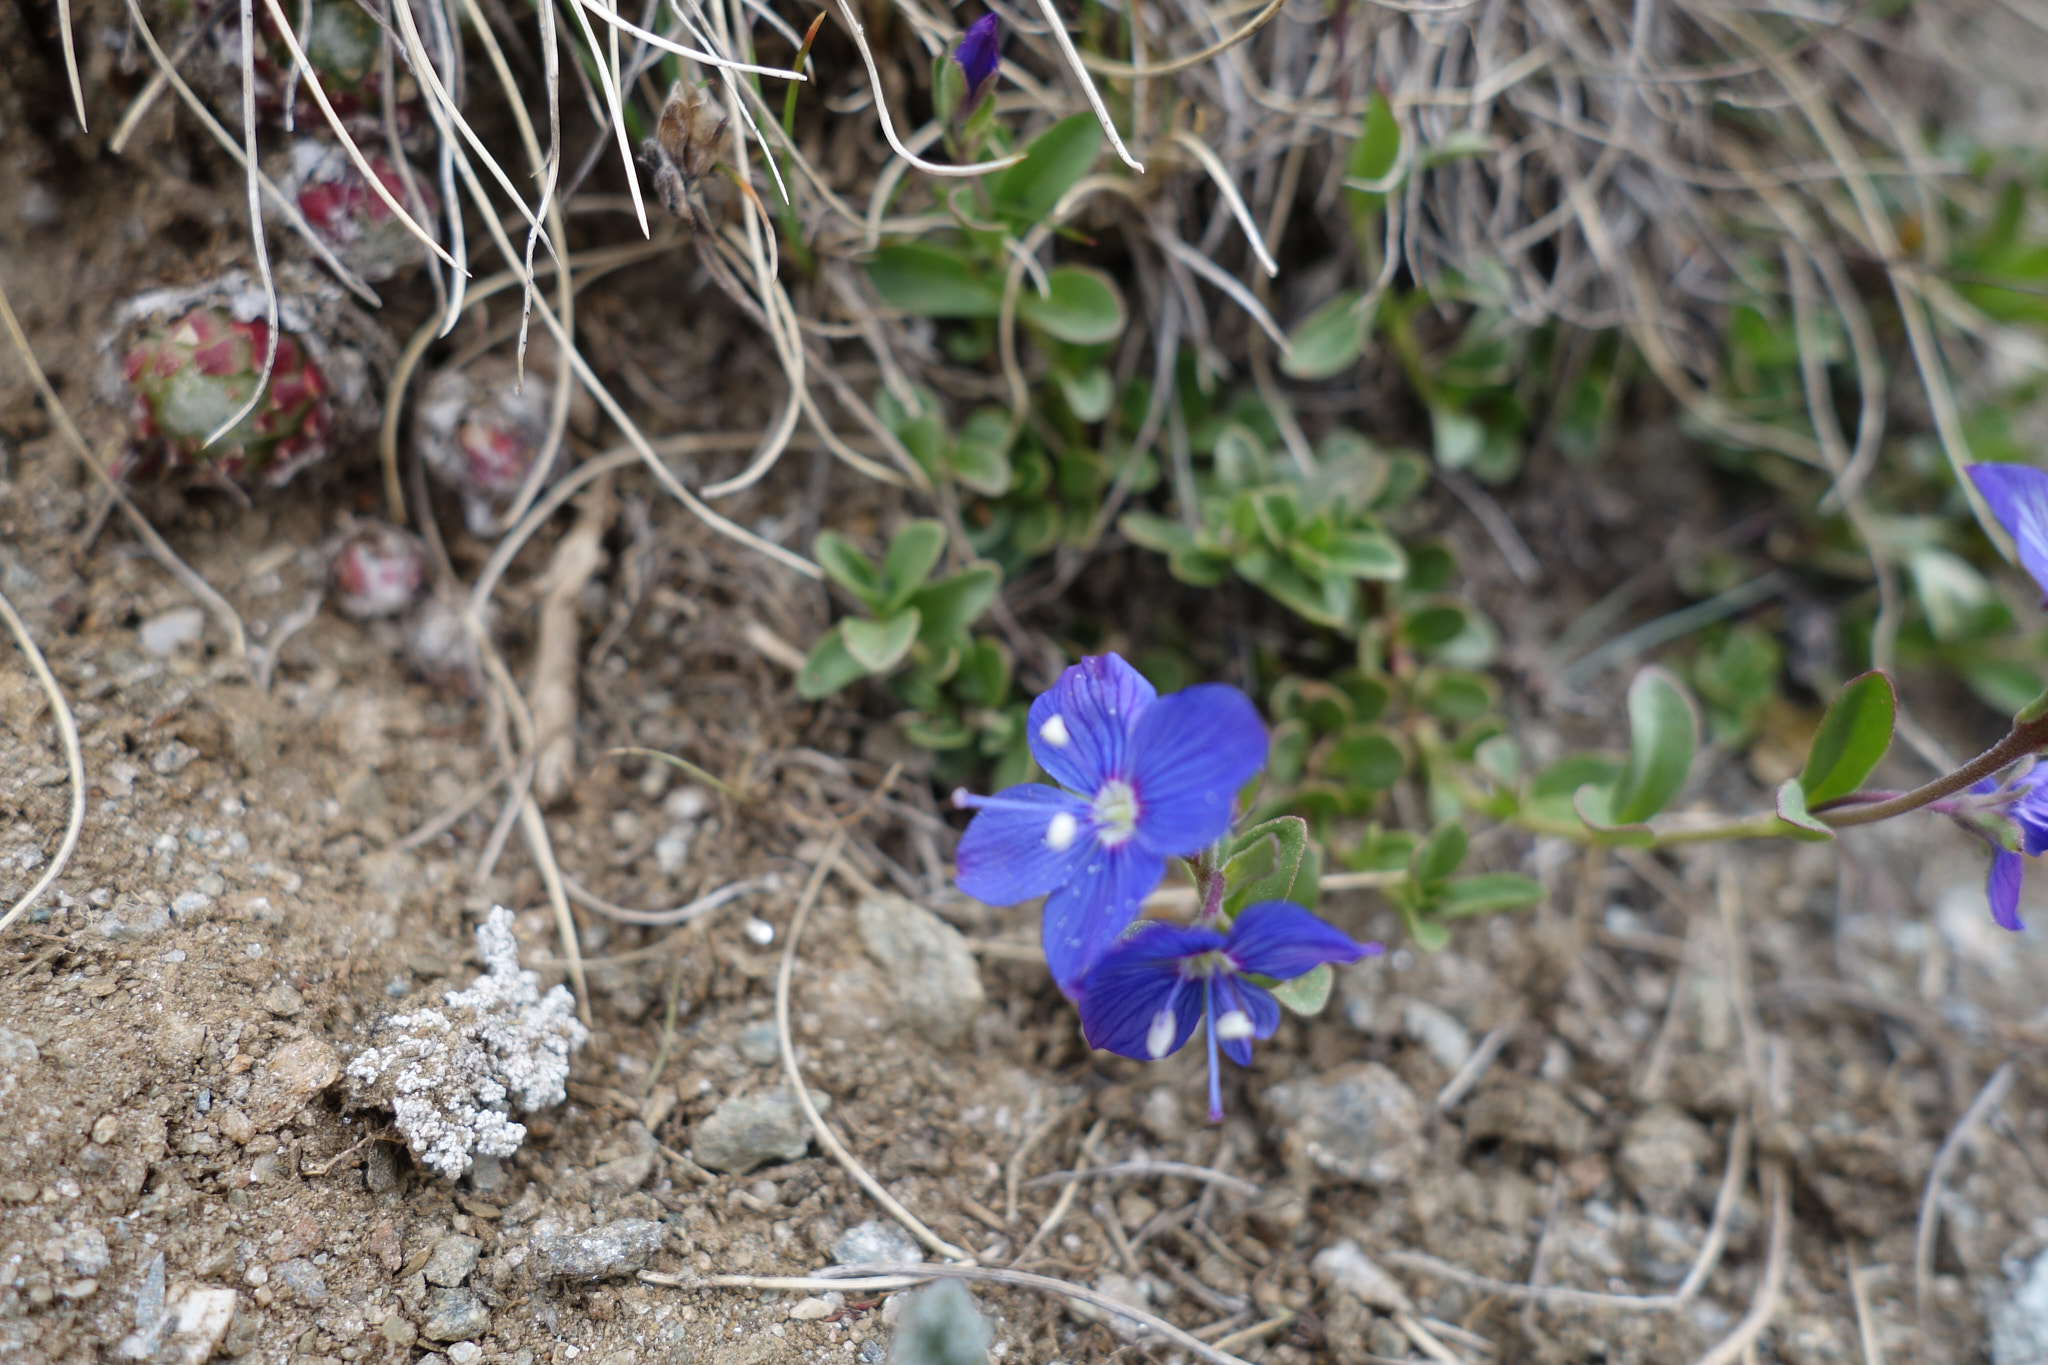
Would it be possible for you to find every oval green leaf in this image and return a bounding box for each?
[1280,291,1367,380]
[813,530,884,607]
[1773,777,1835,842]
[797,626,869,699]
[1608,666,1698,825]
[992,113,1102,226]
[841,610,921,673]
[1436,873,1543,919]
[1798,670,1895,807]
[867,243,1001,318]
[1268,964,1334,1015]
[1018,266,1126,345]
[880,519,948,612]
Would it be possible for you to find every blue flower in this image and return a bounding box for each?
[1969,462,2048,603]
[1973,772,2048,931]
[952,14,1002,106]
[1074,901,1379,1121]
[952,654,1267,991]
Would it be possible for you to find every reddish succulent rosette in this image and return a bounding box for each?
[121,308,332,487]
[330,521,430,619]
[290,141,438,282]
[413,353,558,535]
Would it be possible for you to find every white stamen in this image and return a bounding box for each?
[1045,812,1079,851]
[1146,1007,1177,1059]
[1039,714,1072,748]
[1215,1009,1255,1041]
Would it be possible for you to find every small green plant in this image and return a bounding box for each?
[887,1281,991,1365]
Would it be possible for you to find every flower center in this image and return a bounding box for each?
[1092,779,1139,847]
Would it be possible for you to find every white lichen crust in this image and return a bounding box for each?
[346,906,587,1178]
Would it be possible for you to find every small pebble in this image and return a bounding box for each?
[832,1221,922,1268]
[743,917,775,946]
[262,983,304,1017]
[418,1287,491,1342]
[270,1258,327,1305]
[735,1022,782,1067]
[788,1297,834,1321]
[446,1343,483,1365]
[170,892,215,922]
[423,1236,483,1288]
[531,1220,666,1279]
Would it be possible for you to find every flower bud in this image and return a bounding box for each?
[330,521,429,619]
[121,308,332,488]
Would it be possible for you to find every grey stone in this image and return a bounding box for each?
[831,1220,923,1267]
[97,904,172,939]
[170,893,214,923]
[270,1258,327,1304]
[1996,1248,2048,1365]
[150,742,198,776]
[1616,1106,1716,1214]
[0,1026,38,1097]
[1067,1271,1150,1341]
[590,1122,656,1191]
[418,1287,491,1342]
[446,1344,483,1365]
[422,1236,483,1288]
[1266,1063,1425,1187]
[735,1022,781,1067]
[854,894,985,1048]
[1311,1240,1413,1314]
[467,1156,508,1195]
[261,983,304,1017]
[58,1227,110,1277]
[1462,1077,1593,1156]
[1401,1000,1472,1071]
[140,608,205,657]
[531,1219,667,1279]
[692,1085,830,1174]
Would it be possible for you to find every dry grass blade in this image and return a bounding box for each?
[1076,0,1286,78]
[207,0,285,454]
[1022,0,1142,171]
[55,0,89,131]
[1168,130,1277,278]
[0,588,86,940]
[570,0,806,77]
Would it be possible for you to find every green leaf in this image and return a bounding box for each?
[1222,816,1310,914]
[1405,912,1450,952]
[1608,666,1699,825]
[902,712,975,750]
[1119,511,1196,555]
[1411,819,1468,885]
[814,531,885,609]
[1436,873,1543,918]
[1268,964,1334,1015]
[1325,528,1407,580]
[1415,668,1499,725]
[950,408,1014,496]
[1344,89,1401,226]
[1053,365,1114,422]
[1798,670,1895,806]
[841,610,921,673]
[1431,406,1486,469]
[1569,784,1657,846]
[797,626,870,699]
[1323,724,1406,792]
[1213,423,1272,490]
[1773,777,1835,842]
[953,638,1012,707]
[992,113,1102,226]
[867,243,1002,318]
[909,564,1001,645]
[1018,266,1126,345]
[880,520,948,612]
[1280,291,1367,380]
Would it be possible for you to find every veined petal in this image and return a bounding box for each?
[1224,901,1376,980]
[954,783,1093,907]
[1075,922,1216,1059]
[952,12,1001,91]
[1027,655,1157,795]
[1041,843,1166,991]
[1969,463,2048,600]
[1129,684,1266,855]
[1989,849,2027,932]
[2015,784,2048,858]
[1210,975,1282,1068]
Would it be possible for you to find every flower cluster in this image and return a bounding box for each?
[952,653,1376,1117]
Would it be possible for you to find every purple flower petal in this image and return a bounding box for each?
[952,13,1002,93]
[1969,463,2048,602]
[1026,654,1157,795]
[1041,842,1165,991]
[1128,684,1266,855]
[1075,921,1217,1058]
[954,783,1093,907]
[1223,901,1375,980]
[1990,849,2027,931]
[1210,975,1281,1068]
[2014,782,2048,858]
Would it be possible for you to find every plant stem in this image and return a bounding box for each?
[1815,715,2048,828]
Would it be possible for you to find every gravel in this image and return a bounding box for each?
[418,1288,491,1342]
[1266,1063,1426,1186]
[422,1236,483,1288]
[854,893,986,1048]
[832,1220,923,1267]
[692,1085,831,1173]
